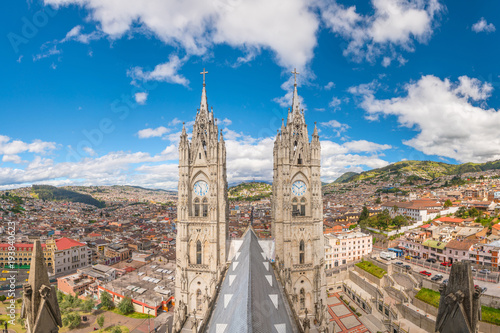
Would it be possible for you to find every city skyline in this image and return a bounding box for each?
[2,0,500,190]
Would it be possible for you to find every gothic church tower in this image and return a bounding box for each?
[174,70,228,331]
[272,70,327,323]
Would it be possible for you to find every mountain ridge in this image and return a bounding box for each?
[330,159,500,185]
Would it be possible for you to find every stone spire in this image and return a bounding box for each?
[21,240,62,333]
[435,261,482,333]
[291,68,301,116]
[199,68,209,114]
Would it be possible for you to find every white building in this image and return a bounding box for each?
[324,231,372,269]
[47,237,92,275]
[382,200,459,222]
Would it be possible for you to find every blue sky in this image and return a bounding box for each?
[1,0,500,190]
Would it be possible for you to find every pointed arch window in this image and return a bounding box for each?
[196,240,202,265]
[196,289,203,312]
[298,153,302,165]
[202,198,208,217]
[299,240,305,264]
[299,288,305,310]
[300,198,306,216]
[292,198,298,216]
[194,198,200,217]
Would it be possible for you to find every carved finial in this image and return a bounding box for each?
[200,68,208,86]
[291,68,299,86]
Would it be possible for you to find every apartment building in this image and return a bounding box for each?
[324,231,372,269]
[46,237,92,275]
[57,272,93,296]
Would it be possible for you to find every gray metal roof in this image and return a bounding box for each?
[205,228,298,333]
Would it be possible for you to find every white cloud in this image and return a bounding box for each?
[319,0,443,63]
[320,119,349,137]
[2,155,23,164]
[351,74,500,162]
[329,97,342,110]
[0,136,57,155]
[44,0,319,70]
[321,140,391,181]
[220,118,232,126]
[62,25,104,43]
[324,81,335,90]
[134,92,148,105]
[472,18,496,33]
[129,55,189,86]
[137,126,170,139]
[83,146,96,156]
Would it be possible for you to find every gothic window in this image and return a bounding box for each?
[199,153,201,159]
[299,288,305,310]
[194,198,200,217]
[298,154,302,165]
[292,198,298,216]
[300,198,306,216]
[294,141,297,151]
[196,289,203,312]
[299,240,305,264]
[196,241,202,264]
[202,198,208,217]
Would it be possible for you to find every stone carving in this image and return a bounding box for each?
[21,240,62,333]
[435,261,482,333]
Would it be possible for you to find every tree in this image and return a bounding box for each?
[0,295,6,302]
[359,206,369,222]
[111,327,123,333]
[63,313,81,329]
[456,206,467,218]
[392,215,407,228]
[82,297,95,312]
[57,291,65,304]
[118,296,134,315]
[469,207,480,218]
[100,291,114,309]
[375,197,382,204]
[444,199,453,208]
[97,315,105,330]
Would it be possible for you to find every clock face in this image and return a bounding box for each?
[292,180,307,196]
[194,180,209,196]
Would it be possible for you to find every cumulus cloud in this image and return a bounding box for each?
[134,92,148,105]
[329,97,342,111]
[129,55,189,86]
[0,136,57,155]
[319,0,443,64]
[320,119,349,137]
[2,155,23,164]
[137,126,170,139]
[472,18,496,33]
[321,140,391,180]
[44,0,319,70]
[62,25,103,43]
[351,74,500,162]
[324,81,335,90]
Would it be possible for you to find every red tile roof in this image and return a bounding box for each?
[492,223,500,231]
[420,224,431,229]
[434,217,464,224]
[0,243,46,249]
[55,237,86,250]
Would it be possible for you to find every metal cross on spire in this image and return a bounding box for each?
[200,68,208,86]
[291,68,299,85]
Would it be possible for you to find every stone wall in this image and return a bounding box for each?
[412,298,438,317]
[353,265,383,287]
[396,303,436,332]
[348,270,382,299]
[479,321,500,333]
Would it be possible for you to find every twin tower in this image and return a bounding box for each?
[174,70,327,332]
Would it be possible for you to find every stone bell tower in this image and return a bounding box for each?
[173,69,229,331]
[272,69,327,326]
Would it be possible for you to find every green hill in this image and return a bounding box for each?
[32,185,105,208]
[333,172,359,184]
[228,182,272,201]
[329,160,500,185]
